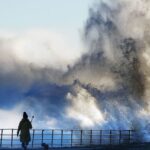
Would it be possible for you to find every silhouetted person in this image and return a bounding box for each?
[17,112,32,150]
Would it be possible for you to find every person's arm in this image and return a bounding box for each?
[29,121,32,129]
[17,121,21,136]
[27,119,32,129]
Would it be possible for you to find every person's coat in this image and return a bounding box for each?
[17,118,32,144]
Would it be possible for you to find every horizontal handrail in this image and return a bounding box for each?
[0,129,136,148]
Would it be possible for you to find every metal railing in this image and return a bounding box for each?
[0,129,136,148]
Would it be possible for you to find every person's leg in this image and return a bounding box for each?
[22,143,25,148]
[24,141,29,150]
[22,142,27,150]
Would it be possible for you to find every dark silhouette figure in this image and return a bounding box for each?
[17,112,32,150]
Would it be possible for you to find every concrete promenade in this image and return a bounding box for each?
[1,144,150,150]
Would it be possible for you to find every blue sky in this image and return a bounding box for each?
[0,0,94,30]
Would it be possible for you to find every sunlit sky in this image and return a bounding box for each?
[0,0,95,37]
[0,0,96,59]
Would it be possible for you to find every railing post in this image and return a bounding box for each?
[71,130,73,147]
[80,130,83,146]
[119,130,121,144]
[110,130,112,145]
[90,130,92,145]
[129,130,131,144]
[61,130,63,147]
[11,129,14,148]
[42,130,44,144]
[51,129,54,147]
[32,129,35,148]
[100,130,102,145]
[0,129,3,147]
